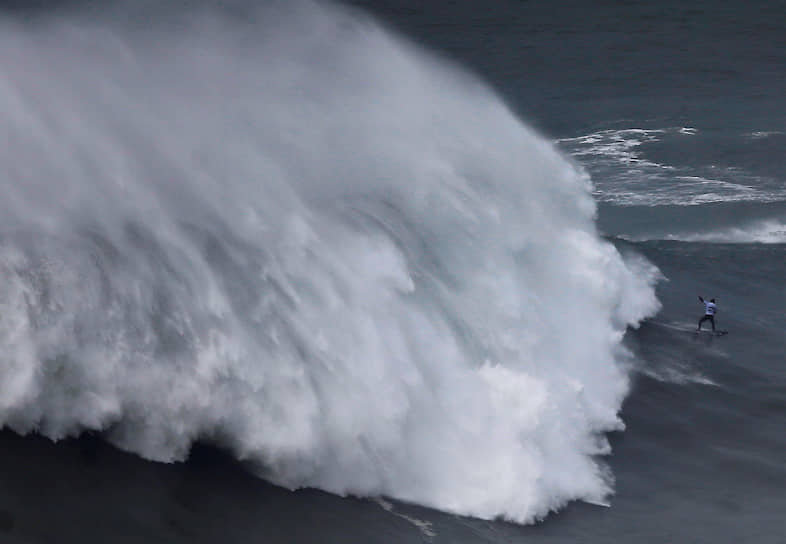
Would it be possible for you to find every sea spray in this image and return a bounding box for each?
[0,0,660,522]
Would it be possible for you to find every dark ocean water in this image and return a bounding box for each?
[1,0,784,542]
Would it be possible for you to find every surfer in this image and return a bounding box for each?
[697,296,717,332]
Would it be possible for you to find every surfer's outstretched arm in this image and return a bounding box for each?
[698,295,704,303]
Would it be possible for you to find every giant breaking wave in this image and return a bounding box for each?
[0,0,660,523]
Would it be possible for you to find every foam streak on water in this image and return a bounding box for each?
[0,0,659,523]
[557,128,786,206]
[621,219,786,244]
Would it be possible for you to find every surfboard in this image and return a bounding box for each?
[650,321,728,336]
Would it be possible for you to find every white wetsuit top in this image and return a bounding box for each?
[704,301,717,315]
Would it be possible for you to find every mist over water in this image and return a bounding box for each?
[0,0,659,522]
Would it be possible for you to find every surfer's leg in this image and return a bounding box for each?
[709,316,715,331]
[698,315,711,331]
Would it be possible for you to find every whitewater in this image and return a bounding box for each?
[0,0,660,523]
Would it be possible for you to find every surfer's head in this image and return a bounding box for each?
[710,298,716,303]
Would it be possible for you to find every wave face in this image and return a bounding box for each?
[0,0,659,522]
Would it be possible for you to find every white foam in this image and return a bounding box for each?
[0,1,660,523]
[557,128,786,206]
[627,219,786,244]
[556,128,672,171]
[582,498,611,508]
[640,365,719,387]
[748,131,783,139]
[375,498,437,539]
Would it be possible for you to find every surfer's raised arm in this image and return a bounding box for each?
[698,295,704,303]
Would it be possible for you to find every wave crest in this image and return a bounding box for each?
[0,1,659,522]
